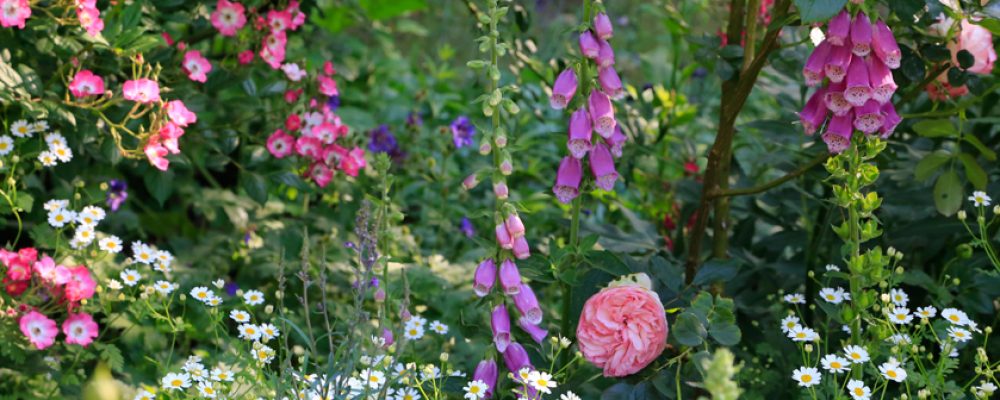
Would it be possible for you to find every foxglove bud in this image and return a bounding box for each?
[850,12,873,57]
[499,152,513,176]
[474,259,497,297]
[494,181,509,200]
[597,39,615,68]
[589,143,619,191]
[480,137,493,155]
[506,213,525,239]
[823,81,852,116]
[553,156,583,204]
[473,359,499,398]
[822,111,854,154]
[826,10,851,46]
[588,91,616,138]
[598,67,624,100]
[873,19,901,69]
[879,102,901,138]
[824,42,852,83]
[463,174,480,190]
[803,41,831,86]
[868,56,897,104]
[845,56,872,106]
[579,31,600,59]
[605,125,627,157]
[512,236,530,260]
[594,13,613,39]
[853,99,884,134]
[551,68,578,109]
[567,107,593,159]
[491,305,511,353]
[800,87,829,136]
[494,129,508,148]
[374,288,386,302]
[513,283,543,325]
[518,318,549,345]
[381,328,394,347]
[499,259,522,295]
[503,342,531,372]
[495,223,514,249]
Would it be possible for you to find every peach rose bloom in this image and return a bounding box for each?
[951,20,996,75]
[576,283,668,377]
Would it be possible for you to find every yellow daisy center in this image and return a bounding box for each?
[801,375,812,383]
[831,362,841,369]
[888,370,897,378]
[171,379,182,387]
[854,388,864,395]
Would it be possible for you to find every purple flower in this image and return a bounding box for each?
[472,359,499,398]
[325,95,341,111]
[450,116,476,148]
[105,179,128,211]
[460,217,476,238]
[406,112,422,129]
[224,282,239,297]
[368,124,404,161]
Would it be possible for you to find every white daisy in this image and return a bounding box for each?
[429,321,449,335]
[916,306,936,319]
[133,243,155,264]
[230,310,251,323]
[252,344,275,363]
[560,392,582,400]
[44,132,66,147]
[420,365,442,381]
[527,370,556,394]
[515,367,532,383]
[942,308,970,326]
[184,363,208,382]
[403,325,425,340]
[948,327,972,342]
[205,295,223,307]
[133,389,155,400]
[120,269,141,286]
[819,287,846,304]
[38,150,57,166]
[73,225,96,245]
[887,307,913,325]
[153,280,176,295]
[106,279,123,290]
[0,135,13,156]
[31,120,49,134]
[820,354,850,373]
[825,264,840,272]
[43,199,68,212]
[791,367,821,387]
[969,191,992,207]
[847,379,871,400]
[887,333,911,345]
[889,288,908,306]
[51,145,72,162]
[78,205,106,226]
[843,345,870,364]
[779,315,800,334]
[260,323,280,341]
[360,368,385,389]
[99,236,123,253]
[243,290,265,305]
[788,325,818,342]
[210,367,234,382]
[10,120,31,137]
[47,208,75,228]
[190,286,213,302]
[783,293,806,304]
[975,382,998,398]
[463,379,490,399]
[161,372,191,390]
[395,387,421,400]
[197,382,217,398]
[879,359,907,382]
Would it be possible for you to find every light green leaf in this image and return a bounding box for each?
[958,153,987,190]
[933,169,963,216]
[912,119,957,138]
[914,150,951,181]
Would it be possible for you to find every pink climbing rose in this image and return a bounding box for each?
[19,311,58,350]
[182,50,212,83]
[62,313,98,347]
[210,0,246,37]
[165,100,197,127]
[68,70,105,98]
[122,79,160,104]
[0,0,31,29]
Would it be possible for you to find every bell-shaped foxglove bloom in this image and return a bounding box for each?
[605,125,627,157]
[506,213,525,239]
[824,81,852,116]
[880,102,901,138]
[494,181,509,200]
[594,12,613,40]
[579,31,600,59]
[596,39,615,68]
[800,87,829,136]
[550,68,578,109]
[502,342,531,371]
[495,223,514,249]
[873,19,901,69]
[589,143,619,191]
[803,40,832,86]
[598,67,624,100]
[850,12,873,57]
[499,259,522,295]
[513,283,543,325]
[589,91,616,138]
[491,305,511,353]
[552,156,583,204]
[868,56,896,104]
[822,111,854,154]
[853,99,884,134]
[824,43,852,83]
[512,236,530,260]
[844,56,872,106]
[827,10,851,46]
[518,319,549,344]
[567,107,593,159]
[474,259,497,297]
[473,359,499,398]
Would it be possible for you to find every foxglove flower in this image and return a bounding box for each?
[472,360,499,398]
[588,90,616,138]
[598,67,624,100]
[474,259,496,297]
[499,259,522,295]
[605,125,627,157]
[589,143,619,191]
[872,19,901,69]
[550,68,578,109]
[502,342,531,372]
[823,81,851,116]
[512,236,530,259]
[880,102,901,138]
[868,56,896,104]
[493,182,509,199]
[68,70,105,98]
[803,41,831,86]
[450,116,476,148]
[844,56,871,106]
[491,305,511,353]
[596,39,615,68]
[463,174,480,190]
[853,99,884,134]
[594,12,613,40]
[579,31,600,59]
[505,213,525,239]
[518,319,549,344]
[824,42,852,83]
[552,156,582,204]
[567,107,593,159]
[850,12,872,57]
[799,87,828,135]
[513,283,542,325]
[826,10,851,46]
[495,223,513,249]
[822,112,854,154]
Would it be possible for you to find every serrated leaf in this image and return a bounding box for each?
[96,343,124,372]
[933,169,963,216]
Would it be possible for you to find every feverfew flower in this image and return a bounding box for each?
[429,321,448,335]
[132,242,155,264]
[791,367,821,387]
[260,323,280,341]
[197,382,218,398]
[887,306,913,325]
[190,286,213,302]
[44,199,68,211]
[210,367,234,382]
[120,269,141,286]
[780,315,800,333]
[403,324,425,340]
[843,345,870,364]
[527,371,557,394]
[133,389,155,400]
[0,135,13,156]
[788,325,818,342]
[948,326,972,342]
[878,359,907,382]
[463,379,489,399]
[252,344,275,364]
[916,306,936,319]
[969,191,992,207]
[889,288,908,306]
[230,310,250,323]
[975,382,998,398]
[38,150,57,166]
[887,333,911,345]
[78,206,106,226]
[942,308,970,326]
[783,293,805,304]
[10,120,31,137]
[161,372,191,390]
[47,208,75,228]
[359,368,385,389]
[51,144,72,162]
[243,289,264,305]
[237,323,261,340]
[819,287,847,304]
[561,393,582,400]
[847,379,871,400]
[821,354,850,373]
[153,280,176,295]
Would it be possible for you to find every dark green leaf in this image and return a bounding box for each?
[933,169,963,216]
[958,153,987,190]
[143,169,175,207]
[912,119,957,138]
[673,312,707,346]
[914,150,951,181]
[242,173,269,204]
[956,49,975,69]
[795,0,849,23]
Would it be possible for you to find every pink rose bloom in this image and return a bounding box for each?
[144,135,170,171]
[68,69,105,98]
[122,79,161,104]
[951,20,996,75]
[339,147,366,177]
[266,9,292,32]
[33,256,71,285]
[62,313,99,347]
[237,49,254,65]
[19,311,58,350]
[210,0,246,37]
[76,5,103,37]
[159,122,185,154]
[165,100,197,127]
[64,265,96,303]
[317,75,339,97]
[0,0,32,29]
[576,283,668,377]
[926,71,969,101]
[2,247,36,281]
[266,129,295,158]
[182,50,212,83]
[307,162,334,187]
[295,136,323,160]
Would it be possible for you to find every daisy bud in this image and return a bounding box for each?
[589,143,620,190]
[518,318,549,344]
[596,39,615,68]
[804,344,813,353]
[474,259,497,297]
[513,283,543,325]
[463,174,480,190]
[491,305,511,352]
[868,56,896,104]
[439,352,449,362]
[853,100,884,134]
[993,205,1000,215]
[824,43,852,83]
[579,31,600,59]
[799,87,829,136]
[958,210,967,220]
[887,247,897,257]
[845,57,872,107]
[505,214,525,239]
[567,107,593,159]
[502,342,531,373]
[512,236,531,260]
[550,68,578,109]
[873,19,901,69]
[496,224,514,249]
[879,102,901,138]
[821,111,854,154]
[265,305,274,314]
[552,156,583,204]
[594,13,613,40]
[589,91,616,138]
[499,259,523,295]
[598,67,624,100]
[473,359,499,398]
[850,12,872,57]
[494,181,509,200]
[826,10,850,46]
[880,293,891,303]
[803,41,831,86]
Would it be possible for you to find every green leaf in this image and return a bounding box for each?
[673,312,707,346]
[933,169,963,216]
[692,259,739,286]
[360,0,427,20]
[912,119,957,138]
[15,193,33,213]
[795,0,849,23]
[974,18,1000,36]
[242,173,269,205]
[914,150,951,181]
[95,343,124,372]
[143,169,175,207]
[963,135,997,161]
[958,153,987,190]
[956,49,975,69]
